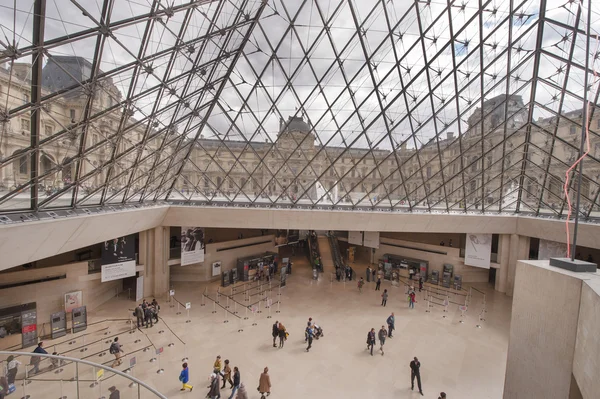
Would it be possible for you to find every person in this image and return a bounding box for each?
[6,355,20,384]
[410,357,424,395]
[375,276,381,291]
[134,304,144,328]
[448,239,453,247]
[151,298,160,312]
[409,291,416,309]
[228,366,240,399]
[207,373,221,399]
[419,277,423,292]
[236,382,248,399]
[108,386,120,399]
[440,240,445,246]
[258,367,271,399]
[313,323,324,339]
[222,359,233,389]
[305,318,313,342]
[387,313,395,338]
[378,325,387,355]
[0,375,8,399]
[366,328,376,356]
[214,355,222,375]
[366,266,371,282]
[144,305,153,328]
[409,268,415,280]
[110,337,124,368]
[439,393,446,399]
[336,267,341,281]
[179,362,193,391]
[150,305,159,324]
[31,342,48,374]
[357,277,364,293]
[372,267,376,281]
[305,326,314,352]
[381,289,388,306]
[272,320,279,348]
[278,323,287,348]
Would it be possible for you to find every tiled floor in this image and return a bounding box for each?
[12,257,512,399]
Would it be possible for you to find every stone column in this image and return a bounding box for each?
[152,226,169,296]
[506,234,530,297]
[495,234,510,293]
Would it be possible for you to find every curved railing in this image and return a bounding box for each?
[0,351,167,399]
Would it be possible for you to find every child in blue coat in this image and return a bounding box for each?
[179,363,193,391]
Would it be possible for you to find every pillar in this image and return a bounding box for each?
[495,234,510,293]
[138,227,170,298]
[506,234,530,297]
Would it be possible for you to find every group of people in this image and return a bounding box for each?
[335,264,354,281]
[133,299,160,328]
[366,313,395,356]
[271,321,288,348]
[304,318,324,352]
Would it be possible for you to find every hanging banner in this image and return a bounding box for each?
[464,234,492,269]
[181,227,205,265]
[136,276,144,302]
[363,231,380,248]
[538,239,568,260]
[101,234,136,282]
[348,231,363,246]
[64,291,83,312]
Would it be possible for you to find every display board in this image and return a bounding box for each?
[136,276,144,302]
[348,231,363,246]
[64,291,83,312]
[21,308,37,348]
[212,261,222,277]
[538,239,568,260]
[181,227,205,265]
[280,266,287,287]
[50,311,67,339]
[464,234,492,269]
[101,234,136,282]
[363,231,380,248]
[72,306,87,333]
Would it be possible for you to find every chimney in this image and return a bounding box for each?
[447,132,454,140]
[11,63,32,81]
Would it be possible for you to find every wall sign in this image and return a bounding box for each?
[64,291,83,313]
[464,234,492,269]
[181,227,205,265]
[101,234,136,282]
[348,231,363,246]
[363,231,380,248]
[212,261,222,277]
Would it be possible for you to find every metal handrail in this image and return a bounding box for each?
[0,351,167,399]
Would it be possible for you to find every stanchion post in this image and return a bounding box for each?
[156,347,164,374]
[201,288,206,307]
[185,302,191,323]
[176,301,181,315]
[223,306,229,324]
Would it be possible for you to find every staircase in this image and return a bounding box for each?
[317,235,336,274]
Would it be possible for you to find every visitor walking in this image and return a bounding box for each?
[221,360,233,389]
[258,367,271,399]
[109,337,124,368]
[372,267,376,281]
[410,357,424,396]
[207,373,221,399]
[272,321,279,348]
[278,323,287,348]
[366,266,371,282]
[6,355,20,384]
[108,386,120,399]
[375,277,381,291]
[386,313,395,338]
[305,318,313,342]
[179,362,193,392]
[358,277,365,293]
[134,304,144,328]
[378,325,387,355]
[236,383,248,399]
[381,289,388,306]
[366,328,376,356]
[419,277,423,292]
[31,342,48,374]
[228,367,240,399]
[306,326,314,352]
[409,291,416,309]
[213,355,223,375]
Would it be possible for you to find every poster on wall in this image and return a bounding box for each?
[64,291,83,312]
[538,239,568,260]
[212,261,222,277]
[363,231,380,248]
[136,276,144,302]
[348,231,363,246]
[464,234,492,269]
[101,234,136,282]
[181,227,205,266]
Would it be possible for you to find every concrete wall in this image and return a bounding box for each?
[170,235,278,282]
[373,237,491,283]
[0,262,123,350]
[504,260,600,399]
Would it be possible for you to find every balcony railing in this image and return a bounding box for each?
[0,351,167,399]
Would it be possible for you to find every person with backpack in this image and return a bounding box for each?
[366,328,376,356]
[109,337,124,368]
[381,289,388,306]
[357,277,365,293]
[31,342,48,374]
[179,362,193,392]
[386,313,395,338]
[378,325,387,355]
[305,326,314,352]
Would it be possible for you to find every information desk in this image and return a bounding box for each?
[236,252,279,282]
[380,254,429,282]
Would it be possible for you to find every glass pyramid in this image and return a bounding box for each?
[0,0,599,220]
